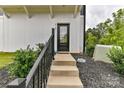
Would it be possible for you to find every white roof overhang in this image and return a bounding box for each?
[0,5,81,18]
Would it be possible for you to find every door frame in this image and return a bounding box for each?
[57,23,70,51]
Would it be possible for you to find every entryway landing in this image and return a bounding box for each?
[47,53,83,88]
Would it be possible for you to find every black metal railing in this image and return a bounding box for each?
[7,29,55,88]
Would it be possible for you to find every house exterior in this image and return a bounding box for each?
[0,5,85,53]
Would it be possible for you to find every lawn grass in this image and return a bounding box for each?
[0,52,15,69]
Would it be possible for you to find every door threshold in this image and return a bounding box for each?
[57,51,70,54]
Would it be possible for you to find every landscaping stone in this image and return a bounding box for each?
[72,53,124,88]
[77,58,86,63]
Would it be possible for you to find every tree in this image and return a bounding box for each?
[85,8,124,57]
[86,32,97,57]
[112,9,124,30]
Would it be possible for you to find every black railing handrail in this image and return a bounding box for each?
[26,33,53,87]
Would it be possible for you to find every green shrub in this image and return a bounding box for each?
[86,33,97,57]
[107,47,124,75]
[9,43,45,78]
[114,64,124,75]
[99,29,124,47]
[9,45,37,78]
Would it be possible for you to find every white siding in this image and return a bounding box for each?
[80,16,84,53]
[0,16,3,51]
[3,14,52,52]
[1,13,84,53]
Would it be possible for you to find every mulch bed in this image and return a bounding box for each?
[71,53,124,88]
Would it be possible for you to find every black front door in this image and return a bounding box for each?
[57,23,69,51]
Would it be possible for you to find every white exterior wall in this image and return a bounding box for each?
[52,13,81,52]
[0,16,3,51]
[0,13,84,53]
[80,16,84,53]
[3,14,52,52]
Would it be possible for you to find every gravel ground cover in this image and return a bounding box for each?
[72,53,124,88]
[0,52,15,88]
[0,66,15,88]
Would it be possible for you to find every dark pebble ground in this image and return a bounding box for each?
[0,67,15,88]
[71,53,124,88]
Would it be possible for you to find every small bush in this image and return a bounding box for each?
[107,47,124,75]
[9,45,37,78]
[9,43,44,78]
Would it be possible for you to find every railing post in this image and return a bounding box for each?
[52,28,55,59]
[7,78,26,88]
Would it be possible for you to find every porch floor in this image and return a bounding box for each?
[47,53,83,88]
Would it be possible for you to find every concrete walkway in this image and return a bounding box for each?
[47,53,83,88]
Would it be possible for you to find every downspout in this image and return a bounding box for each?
[83,5,86,53]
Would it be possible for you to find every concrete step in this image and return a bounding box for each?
[50,66,79,76]
[54,54,76,62]
[47,76,83,88]
[47,53,83,88]
[52,60,76,66]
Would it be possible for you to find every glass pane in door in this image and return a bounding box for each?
[59,26,67,43]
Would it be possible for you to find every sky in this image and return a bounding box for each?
[86,5,124,30]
